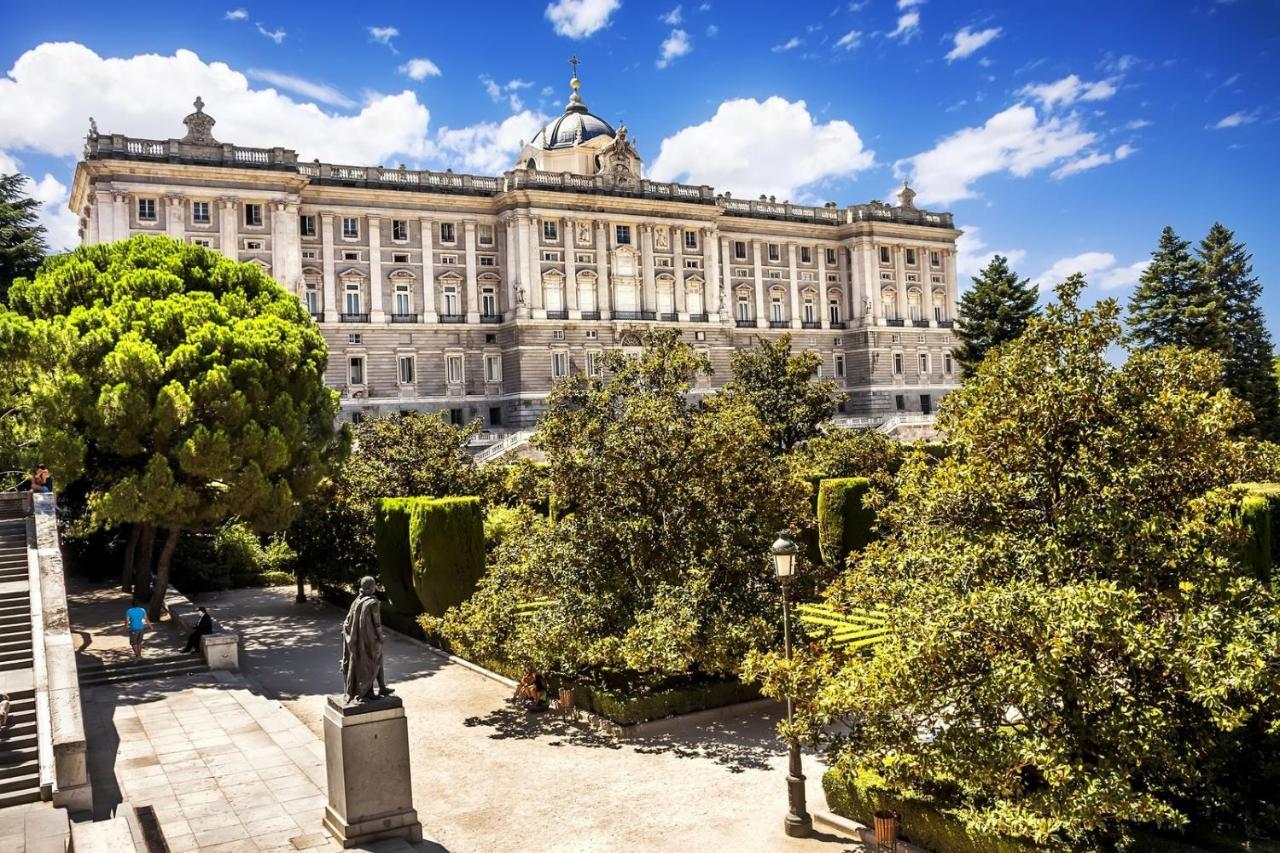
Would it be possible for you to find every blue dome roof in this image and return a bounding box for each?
[533,95,615,150]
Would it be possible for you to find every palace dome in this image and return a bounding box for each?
[531,73,615,150]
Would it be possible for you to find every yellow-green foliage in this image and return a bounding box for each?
[816,477,875,566]
[409,497,485,616]
[1235,483,1280,584]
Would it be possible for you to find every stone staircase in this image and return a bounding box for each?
[78,652,210,688]
[0,509,41,809]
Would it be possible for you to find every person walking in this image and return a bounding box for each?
[125,598,149,660]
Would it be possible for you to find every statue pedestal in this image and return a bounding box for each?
[322,695,422,848]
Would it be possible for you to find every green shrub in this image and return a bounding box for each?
[375,498,424,618]
[483,504,532,551]
[1236,483,1280,584]
[172,520,296,592]
[816,477,875,566]
[409,497,486,616]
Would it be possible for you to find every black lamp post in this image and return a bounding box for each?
[771,535,812,838]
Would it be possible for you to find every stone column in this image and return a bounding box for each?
[862,242,882,326]
[894,245,908,323]
[113,193,129,243]
[165,195,185,241]
[718,236,732,321]
[85,193,99,244]
[595,220,611,319]
[817,246,829,329]
[421,217,437,322]
[366,218,383,322]
[673,228,687,318]
[269,201,284,286]
[321,213,337,322]
[787,241,801,328]
[95,192,114,243]
[502,218,516,319]
[219,197,238,261]
[641,225,656,315]
[526,216,543,316]
[945,248,959,322]
[463,219,480,323]
[752,240,767,328]
[564,217,579,316]
[276,202,303,293]
[706,230,722,319]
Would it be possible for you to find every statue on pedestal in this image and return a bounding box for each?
[340,576,394,704]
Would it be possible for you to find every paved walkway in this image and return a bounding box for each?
[198,586,864,853]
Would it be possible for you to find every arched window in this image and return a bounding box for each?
[303,274,321,316]
[394,281,412,317]
[770,287,786,323]
[881,287,897,321]
[443,284,459,317]
[801,290,817,324]
[736,289,752,322]
[932,289,947,322]
[908,288,923,322]
[656,275,675,316]
[481,286,498,318]
[686,277,705,316]
[344,281,361,315]
[827,289,841,325]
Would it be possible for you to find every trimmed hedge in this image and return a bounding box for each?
[409,496,486,616]
[1236,483,1280,585]
[817,477,875,567]
[375,498,425,618]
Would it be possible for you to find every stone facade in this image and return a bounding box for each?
[69,90,963,430]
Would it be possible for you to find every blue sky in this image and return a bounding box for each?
[2,0,1278,331]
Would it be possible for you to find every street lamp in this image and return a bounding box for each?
[771,535,812,838]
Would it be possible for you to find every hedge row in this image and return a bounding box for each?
[375,498,424,619]
[1237,483,1280,584]
[374,496,487,618]
[817,477,876,567]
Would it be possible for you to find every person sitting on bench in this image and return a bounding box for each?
[182,606,214,654]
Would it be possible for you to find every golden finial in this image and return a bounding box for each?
[569,55,581,90]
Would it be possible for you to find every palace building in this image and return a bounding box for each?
[68,69,962,431]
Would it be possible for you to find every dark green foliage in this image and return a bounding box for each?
[171,520,296,593]
[954,254,1038,374]
[1240,494,1272,583]
[1128,226,1226,352]
[790,428,904,481]
[482,458,551,514]
[817,478,875,566]
[374,498,424,618]
[1199,223,1279,440]
[409,496,486,616]
[0,173,48,305]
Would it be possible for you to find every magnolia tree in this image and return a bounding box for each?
[747,276,1280,850]
[5,236,341,617]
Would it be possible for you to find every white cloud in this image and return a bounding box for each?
[945,26,1001,62]
[835,30,862,50]
[0,150,18,173]
[888,12,921,42]
[699,2,711,9]
[650,96,875,199]
[773,37,803,53]
[1213,109,1259,129]
[224,9,248,21]
[480,76,533,111]
[661,5,683,24]
[28,172,79,251]
[246,69,355,108]
[545,0,620,38]
[895,104,1098,204]
[0,43,433,166]
[954,225,1027,281]
[1125,118,1152,130]
[657,29,692,69]
[399,58,441,81]
[1034,252,1147,291]
[898,0,925,7]
[435,110,549,175]
[1051,143,1136,179]
[368,26,399,52]
[706,24,719,36]
[1017,74,1118,110]
[256,24,285,44]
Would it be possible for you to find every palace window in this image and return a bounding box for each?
[944,353,954,374]
[342,251,360,261]
[348,357,365,386]
[552,351,570,379]
[803,298,817,324]
[243,203,263,227]
[137,198,156,221]
[393,253,410,264]
[478,225,494,245]
[446,354,464,384]
[906,248,917,266]
[827,273,839,283]
[767,270,784,280]
[931,275,943,284]
[800,246,812,264]
[347,333,362,344]
[881,271,893,281]
[481,287,498,317]
[826,248,837,266]
[392,220,408,242]
[931,251,941,267]
[684,259,702,269]
[344,282,362,315]
[895,394,905,412]
[919,353,930,374]
[770,295,784,323]
[299,215,316,237]
[551,330,565,341]
[394,283,412,316]
[879,246,891,264]
[586,350,603,377]
[576,252,593,264]
[734,241,747,260]
[442,285,459,316]
[585,329,598,340]
[908,289,923,322]
[440,222,456,243]
[737,295,751,322]
[893,353,903,375]
[683,230,698,250]
[439,254,458,266]
[829,298,841,325]
[543,220,559,242]
[768,243,780,262]
[245,240,264,251]
[480,255,496,266]
[484,353,502,383]
[542,251,562,262]
[343,217,361,239]
[190,238,211,248]
[191,201,210,224]
[615,224,632,246]
[656,257,672,269]
[835,353,845,378]
[398,355,415,385]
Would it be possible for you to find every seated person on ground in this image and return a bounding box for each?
[513,670,548,710]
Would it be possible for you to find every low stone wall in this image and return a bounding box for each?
[161,587,239,670]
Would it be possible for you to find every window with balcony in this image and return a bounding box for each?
[683,230,698,250]
[893,353,903,375]
[446,354,463,384]
[299,215,316,237]
[552,351,570,379]
[191,201,210,224]
[344,283,361,315]
[348,357,365,386]
[770,296,784,323]
[398,355,415,385]
[615,224,631,246]
[543,220,558,242]
[883,289,897,321]
[803,299,817,324]
[442,285,459,316]
[342,217,359,239]
[394,283,412,316]
[244,203,263,227]
[440,222,456,243]
[484,354,502,383]
[829,298,840,325]
[481,288,498,318]
[304,283,320,316]
[737,296,751,322]
[137,198,157,221]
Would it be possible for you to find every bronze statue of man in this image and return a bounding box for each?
[340,577,393,703]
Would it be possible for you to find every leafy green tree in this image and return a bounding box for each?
[954,254,1038,374]
[0,173,48,305]
[5,235,341,618]
[290,412,482,599]
[747,275,1280,850]
[1128,225,1226,352]
[714,333,841,454]
[433,329,811,683]
[0,311,38,484]
[789,428,903,482]
[1199,222,1280,440]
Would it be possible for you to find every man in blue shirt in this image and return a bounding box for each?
[125,599,148,660]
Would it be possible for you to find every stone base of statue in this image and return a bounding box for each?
[322,694,422,848]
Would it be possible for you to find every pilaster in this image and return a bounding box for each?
[718,236,732,321]
[641,225,656,313]
[817,246,829,329]
[421,217,438,323]
[321,212,337,322]
[113,193,129,243]
[595,220,611,319]
[787,241,801,329]
[564,217,579,316]
[673,228,687,318]
[894,245,908,323]
[165,194,185,241]
[369,217,385,322]
[219,197,238,261]
[527,216,544,316]
[463,219,479,323]
[752,240,767,329]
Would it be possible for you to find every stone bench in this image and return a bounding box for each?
[162,588,239,671]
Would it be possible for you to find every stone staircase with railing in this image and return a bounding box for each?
[0,503,40,809]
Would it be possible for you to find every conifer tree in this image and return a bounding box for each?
[953,254,1038,374]
[1199,222,1280,440]
[1127,226,1225,352]
[0,173,48,304]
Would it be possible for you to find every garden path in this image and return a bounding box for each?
[200,585,866,853]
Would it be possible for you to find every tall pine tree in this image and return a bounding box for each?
[0,173,48,305]
[1127,226,1226,351]
[954,254,1038,374]
[1199,222,1279,440]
